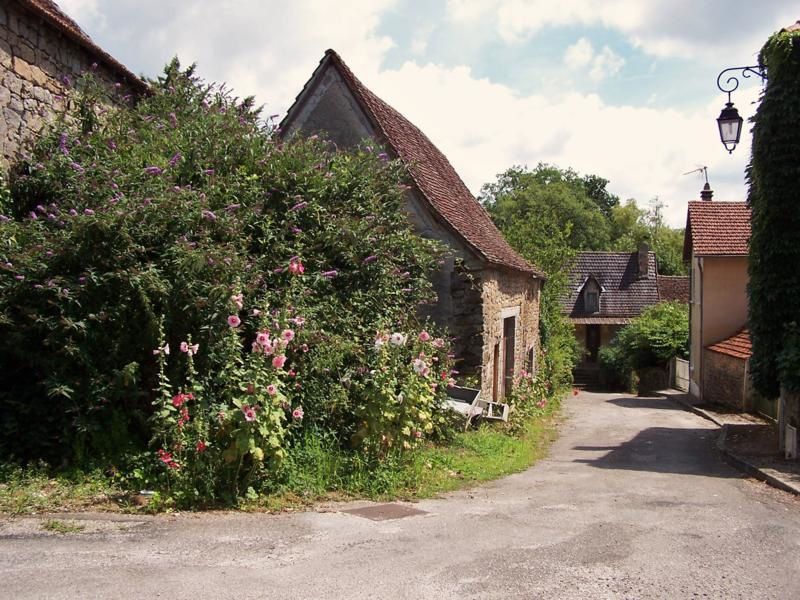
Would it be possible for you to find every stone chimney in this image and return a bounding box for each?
[638,242,650,278]
[700,182,713,201]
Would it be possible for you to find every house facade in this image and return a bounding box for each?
[683,196,756,410]
[0,0,145,169]
[560,245,660,378]
[281,50,543,401]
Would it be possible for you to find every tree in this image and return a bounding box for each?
[747,25,800,399]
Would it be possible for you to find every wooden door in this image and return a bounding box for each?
[503,316,516,397]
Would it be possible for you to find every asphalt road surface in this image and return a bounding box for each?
[2,391,799,599]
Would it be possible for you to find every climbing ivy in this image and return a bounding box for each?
[747,26,800,396]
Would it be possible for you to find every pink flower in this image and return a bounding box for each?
[227,315,241,328]
[432,338,445,349]
[288,257,305,275]
[272,355,287,369]
[158,449,179,469]
[413,358,427,375]
[282,329,295,342]
[292,406,304,420]
[290,316,305,327]
[153,343,170,356]
[189,343,199,356]
[180,341,190,353]
[418,331,431,342]
[251,308,261,316]
[256,331,270,346]
[266,384,277,396]
[196,440,207,453]
[231,293,243,309]
[413,430,422,439]
[242,405,257,422]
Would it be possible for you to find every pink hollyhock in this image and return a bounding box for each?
[292,406,304,420]
[189,343,199,356]
[178,406,190,428]
[266,384,277,396]
[251,308,261,316]
[242,405,257,422]
[282,329,295,342]
[227,315,241,328]
[172,392,193,408]
[196,440,207,453]
[256,331,270,346]
[418,331,431,342]
[231,293,244,309]
[288,257,305,275]
[413,430,422,439]
[180,341,189,353]
[432,338,445,349]
[157,449,179,469]
[272,355,287,369]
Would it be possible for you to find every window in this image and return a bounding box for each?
[585,290,599,313]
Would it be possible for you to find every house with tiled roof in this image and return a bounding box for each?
[682,190,767,414]
[559,245,662,380]
[1,0,146,168]
[281,50,543,401]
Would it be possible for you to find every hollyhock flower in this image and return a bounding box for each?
[292,406,304,420]
[178,406,190,427]
[412,358,426,375]
[256,331,270,346]
[180,341,190,354]
[144,166,163,176]
[196,440,207,453]
[266,384,277,396]
[231,293,244,309]
[242,405,256,422]
[301,344,309,353]
[288,257,305,275]
[158,449,179,469]
[251,309,261,317]
[290,317,305,327]
[390,332,406,346]
[413,430,422,439]
[282,329,295,342]
[227,315,241,328]
[418,331,431,342]
[272,355,287,369]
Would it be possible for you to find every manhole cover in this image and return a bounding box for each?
[343,503,427,521]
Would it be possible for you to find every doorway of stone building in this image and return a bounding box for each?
[503,316,516,397]
[586,324,600,363]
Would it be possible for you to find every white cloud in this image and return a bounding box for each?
[564,38,624,81]
[446,0,799,62]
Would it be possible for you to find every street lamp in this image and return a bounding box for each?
[715,66,767,153]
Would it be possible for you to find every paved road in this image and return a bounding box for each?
[2,392,800,599]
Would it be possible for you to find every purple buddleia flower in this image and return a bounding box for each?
[59,133,69,155]
[224,204,240,212]
[362,255,378,264]
[290,226,302,234]
[289,201,308,212]
[201,210,217,221]
[144,166,163,176]
[70,162,85,174]
[83,208,95,216]
[168,152,182,167]
[321,270,338,279]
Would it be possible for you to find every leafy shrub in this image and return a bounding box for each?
[599,302,688,386]
[0,61,454,494]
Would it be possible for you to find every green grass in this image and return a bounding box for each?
[0,465,122,515]
[41,519,85,534]
[1,406,561,514]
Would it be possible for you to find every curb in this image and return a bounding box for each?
[660,390,725,427]
[716,425,800,497]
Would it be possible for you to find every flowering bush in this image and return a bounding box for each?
[0,61,449,495]
[505,358,561,434]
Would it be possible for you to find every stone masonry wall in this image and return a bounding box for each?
[703,349,747,410]
[0,1,133,169]
[480,268,541,401]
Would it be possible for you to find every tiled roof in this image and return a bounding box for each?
[657,275,689,303]
[707,329,752,360]
[683,201,750,259]
[282,50,542,277]
[18,0,147,92]
[560,251,660,318]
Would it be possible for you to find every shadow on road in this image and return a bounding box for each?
[572,395,739,478]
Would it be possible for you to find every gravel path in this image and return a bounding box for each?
[2,391,799,599]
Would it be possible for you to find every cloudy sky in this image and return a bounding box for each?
[59,0,797,226]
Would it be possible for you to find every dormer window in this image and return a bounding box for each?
[585,290,599,313]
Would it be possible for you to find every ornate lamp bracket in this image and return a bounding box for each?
[716,65,767,103]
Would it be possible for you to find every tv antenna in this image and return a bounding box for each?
[682,165,708,184]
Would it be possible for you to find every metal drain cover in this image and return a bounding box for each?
[343,503,427,521]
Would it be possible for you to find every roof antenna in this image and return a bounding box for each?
[683,166,713,201]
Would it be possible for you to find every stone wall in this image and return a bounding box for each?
[0,1,134,169]
[479,268,541,401]
[703,349,748,410]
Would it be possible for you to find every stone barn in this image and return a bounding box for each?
[280,50,544,401]
[1,0,146,168]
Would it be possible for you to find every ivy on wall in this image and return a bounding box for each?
[747,26,800,396]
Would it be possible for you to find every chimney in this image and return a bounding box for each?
[638,242,650,278]
[700,182,713,201]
